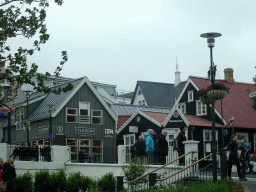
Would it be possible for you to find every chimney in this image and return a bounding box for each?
[174,71,181,86]
[224,68,234,83]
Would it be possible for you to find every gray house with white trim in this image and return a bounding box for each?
[2,76,118,163]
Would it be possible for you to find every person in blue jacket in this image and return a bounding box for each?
[145,129,155,164]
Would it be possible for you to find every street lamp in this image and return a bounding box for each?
[22,90,33,147]
[200,32,222,182]
[47,104,54,146]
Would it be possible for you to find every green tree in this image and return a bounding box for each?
[0,0,73,105]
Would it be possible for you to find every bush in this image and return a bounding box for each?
[66,172,82,192]
[56,169,67,192]
[97,172,116,192]
[80,175,97,192]
[13,172,33,192]
[34,169,52,192]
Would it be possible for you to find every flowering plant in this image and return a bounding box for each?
[209,83,230,94]
[197,87,211,99]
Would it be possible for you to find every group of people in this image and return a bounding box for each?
[133,125,187,165]
[227,135,251,181]
[0,158,16,192]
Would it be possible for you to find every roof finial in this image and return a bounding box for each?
[176,57,178,71]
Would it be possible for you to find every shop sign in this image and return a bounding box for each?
[75,128,95,135]
[105,129,114,137]
[38,126,49,134]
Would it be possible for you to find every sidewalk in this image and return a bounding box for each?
[230,173,256,192]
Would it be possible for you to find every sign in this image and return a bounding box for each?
[105,129,114,137]
[173,111,180,118]
[169,120,183,123]
[26,121,31,125]
[50,134,56,139]
[56,126,64,135]
[129,126,138,133]
[75,128,95,135]
[249,91,256,98]
[38,126,49,134]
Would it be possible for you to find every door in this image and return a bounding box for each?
[166,129,179,163]
[124,134,135,163]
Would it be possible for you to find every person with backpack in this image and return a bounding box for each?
[134,135,146,164]
[1,158,16,192]
[158,130,168,165]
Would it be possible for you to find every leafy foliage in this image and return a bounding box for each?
[13,172,33,192]
[197,83,230,99]
[0,0,73,105]
[97,172,116,192]
[33,169,51,192]
[197,87,211,99]
[246,75,256,111]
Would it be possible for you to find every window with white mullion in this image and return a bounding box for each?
[91,110,103,125]
[79,101,90,124]
[196,101,206,115]
[66,108,78,123]
[16,108,24,130]
[178,103,186,114]
[188,91,194,102]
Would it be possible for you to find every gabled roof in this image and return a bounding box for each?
[176,76,256,128]
[185,114,222,127]
[117,115,132,131]
[111,103,171,115]
[131,81,186,107]
[117,110,168,134]
[10,76,117,123]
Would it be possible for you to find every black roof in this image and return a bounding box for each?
[131,81,186,108]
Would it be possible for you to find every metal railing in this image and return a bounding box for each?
[7,145,51,162]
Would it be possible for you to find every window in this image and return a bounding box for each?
[138,89,142,95]
[236,132,248,141]
[91,110,103,124]
[142,100,145,106]
[196,101,207,115]
[178,103,186,114]
[124,134,135,163]
[79,101,90,124]
[66,108,78,123]
[203,130,218,159]
[188,91,194,102]
[138,101,141,105]
[67,139,77,161]
[16,107,24,130]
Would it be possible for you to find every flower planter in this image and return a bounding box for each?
[199,97,214,104]
[207,90,227,100]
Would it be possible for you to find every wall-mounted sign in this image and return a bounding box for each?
[105,129,114,137]
[38,126,49,134]
[56,126,64,135]
[129,126,138,133]
[249,91,256,98]
[169,120,183,123]
[75,128,95,135]
[173,111,180,118]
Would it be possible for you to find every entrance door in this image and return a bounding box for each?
[124,134,135,163]
[166,129,179,163]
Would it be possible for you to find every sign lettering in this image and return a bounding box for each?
[169,120,183,122]
[75,128,95,135]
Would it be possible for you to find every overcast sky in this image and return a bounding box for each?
[6,0,256,92]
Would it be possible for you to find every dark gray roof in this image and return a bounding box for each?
[111,103,171,115]
[131,81,186,108]
[27,77,84,121]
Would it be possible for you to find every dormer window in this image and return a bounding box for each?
[138,101,141,105]
[196,101,207,116]
[138,89,142,95]
[142,100,145,106]
[178,103,186,114]
[188,91,194,102]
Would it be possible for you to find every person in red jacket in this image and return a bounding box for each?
[0,158,4,182]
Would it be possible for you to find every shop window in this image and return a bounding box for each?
[92,110,103,125]
[66,108,78,123]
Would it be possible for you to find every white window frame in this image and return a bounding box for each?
[196,101,207,116]
[79,101,90,124]
[177,103,186,114]
[187,91,194,102]
[138,89,142,95]
[138,101,141,106]
[16,107,24,130]
[203,129,218,159]
[66,107,78,123]
[91,109,103,125]
[124,134,136,163]
[142,100,146,106]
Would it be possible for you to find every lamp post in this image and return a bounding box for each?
[23,90,33,147]
[47,104,54,146]
[200,32,222,182]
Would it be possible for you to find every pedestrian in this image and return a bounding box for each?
[238,135,249,181]
[0,158,4,182]
[145,129,155,165]
[158,130,168,165]
[177,125,187,165]
[227,135,243,181]
[1,158,16,192]
[152,132,159,164]
[134,135,146,164]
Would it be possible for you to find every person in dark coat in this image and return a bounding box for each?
[152,132,159,164]
[158,130,168,165]
[238,135,249,181]
[177,125,187,165]
[134,135,146,164]
[1,158,16,192]
[0,158,4,182]
[227,135,242,181]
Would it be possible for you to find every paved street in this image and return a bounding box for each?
[231,173,256,192]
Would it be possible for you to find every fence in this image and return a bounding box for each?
[7,145,51,162]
